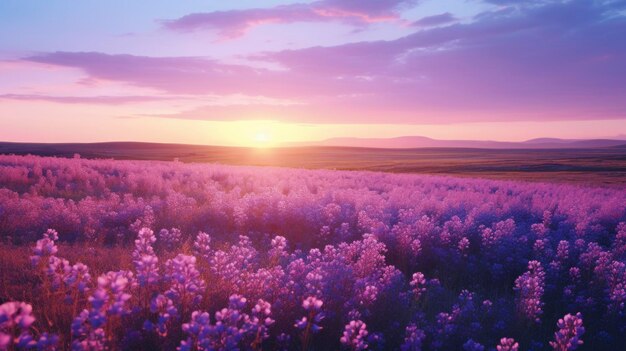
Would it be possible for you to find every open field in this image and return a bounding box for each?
[1,142,626,185]
[0,154,625,350]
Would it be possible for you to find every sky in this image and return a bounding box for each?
[1,0,625,147]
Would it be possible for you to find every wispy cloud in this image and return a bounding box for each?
[411,13,457,27]
[162,0,418,38]
[20,0,626,124]
[0,93,171,105]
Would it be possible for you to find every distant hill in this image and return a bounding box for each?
[288,136,626,149]
[1,141,625,185]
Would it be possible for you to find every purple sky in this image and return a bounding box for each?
[1,0,625,146]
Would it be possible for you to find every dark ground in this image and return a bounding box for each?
[1,141,625,185]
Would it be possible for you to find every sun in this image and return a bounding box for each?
[253,132,273,147]
[255,132,269,143]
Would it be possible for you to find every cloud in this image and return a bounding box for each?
[163,0,417,38]
[411,13,457,27]
[0,93,171,105]
[24,0,626,124]
[26,52,267,95]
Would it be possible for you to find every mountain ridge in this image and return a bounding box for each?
[287,136,626,149]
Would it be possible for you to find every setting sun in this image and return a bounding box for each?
[254,132,271,146]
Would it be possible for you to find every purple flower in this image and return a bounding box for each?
[90,271,134,316]
[193,231,212,262]
[296,296,325,350]
[133,228,160,287]
[269,235,288,263]
[159,227,182,249]
[71,309,107,351]
[178,311,210,351]
[179,294,272,350]
[30,229,59,266]
[250,299,274,345]
[0,302,35,330]
[458,237,470,256]
[165,254,206,308]
[0,302,57,351]
[463,339,485,351]
[401,323,425,351]
[606,260,626,313]
[64,262,92,294]
[46,256,71,290]
[302,296,323,312]
[144,294,178,337]
[496,338,519,351]
[410,272,427,302]
[340,320,369,351]
[514,260,545,323]
[549,312,584,351]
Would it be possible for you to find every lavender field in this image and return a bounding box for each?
[0,154,625,350]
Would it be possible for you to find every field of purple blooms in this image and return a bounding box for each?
[0,154,625,350]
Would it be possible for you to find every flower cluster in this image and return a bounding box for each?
[0,302,58,350]
[165,254,205,310]
[178,294,274,351]
[401,323,426,351]
[192,231,212,262]
[158,228,182,249]
[340,320,368,351]
[549,313,584,351]
[30,229,59,266]
[496,338,519,351]
[410,272,427,302]
[144,294,178,337]
[295,296,324,332]
[514,260,545,323]
[269,235,288,263]
[133,228,159,287]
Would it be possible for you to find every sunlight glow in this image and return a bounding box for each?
[254,132,270,144]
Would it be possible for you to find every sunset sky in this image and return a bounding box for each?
[1,0,625,146]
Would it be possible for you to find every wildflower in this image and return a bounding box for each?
[30,229,59,266]
[165,254,206,308]
[133,228,159,287]
[250,299,275,347]
[144,294,178,337]
[63,262,92,304]
[458,237,470,256]
[71,309,107,351]
[0,302,57,350]
[0,302,35,330]
[340,320,368,351]
[133,228,157,258]
[556,241,570,262]
[193,231,212,262]
[296,297,324,350]
[549,313,584,351]
[514,260,545,323]
[46,256,71,290]
[178,311,211,351]
[269,235,288,263]
[606,261,626,313]
[463,339,485,351]
[410,272,427,302]
[496,338,519,351]
[159,228,182,249]
[91,270,134,316]
[359,285,379,306]
[401,323,425,351]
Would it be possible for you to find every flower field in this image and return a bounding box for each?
[0,154,625,350]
